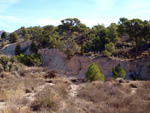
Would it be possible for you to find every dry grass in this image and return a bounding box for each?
[0,66,150,113]
[78,80,150,113]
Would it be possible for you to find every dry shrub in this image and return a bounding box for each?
[78,80,150,113]
[31,86,62,112]
[79,81,122,103]
[44,70,58,79]
[0,71,10,78]
[136,81,150,100]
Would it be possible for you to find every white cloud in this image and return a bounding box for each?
[94,0,118,11]
[0,0,20,12]
[36,18,61,26]
[0,21,12,30]
[0,0,20,4]
[0,15,25,22]
[125,0,150,11]
[80,18,113,27]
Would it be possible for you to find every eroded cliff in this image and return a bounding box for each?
[39,49,150,80]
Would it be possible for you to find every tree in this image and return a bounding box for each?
[118,18,144,58]
[112,64,126,79]
[102,50,112,57]
[59,39,81,58]
[30,41,38,53]
[105,42,115,53]
[58,18,81,38]
[85,63,104,82]
[22,28,30,41]
[1,32,7,39]
[107,23,120,44]
[43,25,55,36]
[15,43,22,55]
[9,32,19,43]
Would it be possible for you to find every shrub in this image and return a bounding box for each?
[0,56,9,71]
[22,28,30,41]
[30,41,38,53]
[112,64,126,79]
[9,32,19,43]
[1,32,7,39]
[105,42,115,53]
[59,39,81,58]
[85,63,104,82]
[102,50,112,57]
[1,42,5,48]
[15,43,22,55]
[17,54,41,66]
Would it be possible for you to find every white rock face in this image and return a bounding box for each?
[39,49,150,80]
[0,41,32,56]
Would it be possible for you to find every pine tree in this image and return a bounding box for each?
[85,63,104,82]
[22,28,30,41]
[30,41,38,53]
[9,32,19,43]
[112,64,126,79]
[1,32,7,39]
[15,44,22,55]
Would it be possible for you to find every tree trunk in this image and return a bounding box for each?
[135,38,138,59]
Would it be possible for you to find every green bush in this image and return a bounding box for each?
[85,63,104,82]
[1,42,5,48]
[102,50,112,57]
[16,54,41,66]
[0,56,9,71]
[1,32,7,39]
[30,41,38,53]
[15,43,22,55]
[0,56,18,72]
[112,64,126,79]
[105,42,115,53]
[9,32,19,43]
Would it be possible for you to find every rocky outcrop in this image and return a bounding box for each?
[0,41,32,56]
[39,49,150,80]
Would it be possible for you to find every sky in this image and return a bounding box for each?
[0,0,150,32]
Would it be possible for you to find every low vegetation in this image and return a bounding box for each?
[112,64,126,79]
[85,63,104,82]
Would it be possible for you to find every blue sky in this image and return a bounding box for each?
[0,0,150,32]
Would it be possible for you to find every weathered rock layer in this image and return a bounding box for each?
[39,49,150,80]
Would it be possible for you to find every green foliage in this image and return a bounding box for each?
[146,63,150,74]
[11,17,150,59]
[22,28,30,41]
[59,39,81,58]
[15,43,22,55]
[85,63,104,82]
[105,42,115,53]
[107,23,120,44]
[0,56,18,72]
[17,54,41,66]
[102,50,112,57]
[112,64,126,79]
[9,32,19,43]
[1,32,7,39]
[35,31,60,49]
[43,25,55,35]
[1,42,5,48]
[118,18,150,58]
[0,56,9,71]
[30,41,38,53]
